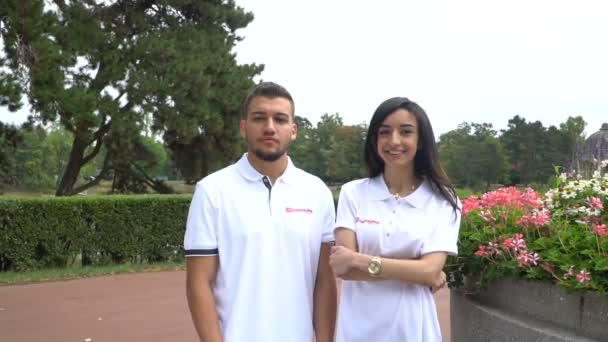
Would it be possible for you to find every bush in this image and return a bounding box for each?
[0,195,191,271]
[447,168,608,295]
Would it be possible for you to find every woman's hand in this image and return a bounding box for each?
[430,271,447,293]
[329,245,357,277]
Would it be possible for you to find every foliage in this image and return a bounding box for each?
[439,122,510,191]
[447,166,608,294]
[0,122,21,191]
[0,194,191,271]
[560,116,587,172]
[290,113,367,183]
[0,0,262,195]
[499,115,569,185]
[439,116,587,190]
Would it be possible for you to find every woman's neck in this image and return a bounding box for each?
[383,166,419,196]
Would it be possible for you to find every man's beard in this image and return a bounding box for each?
[253,148,286,162]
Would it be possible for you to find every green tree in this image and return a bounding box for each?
[141,136,170,179]
[14,125,55,189]
[315,113,344,181]
[324,124,366,183]
[500,116,567,185]
[0,0,262,195]
[289,116,319,174]
[0,122,21,191]
[439,122,509,191]
[559,116,587,172]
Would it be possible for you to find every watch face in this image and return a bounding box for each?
[369,262,380,274]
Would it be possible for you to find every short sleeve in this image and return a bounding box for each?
[334,183,357,232]
[320,186,337,243]
[183,182,219,256]
[420,199,462,256]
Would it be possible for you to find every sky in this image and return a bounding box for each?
[1,0,606,138]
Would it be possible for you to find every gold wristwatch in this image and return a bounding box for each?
[368,256,382,277]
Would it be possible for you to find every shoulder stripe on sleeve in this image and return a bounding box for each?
[185,248,219,256]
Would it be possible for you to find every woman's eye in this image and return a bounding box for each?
[378,130,390,136]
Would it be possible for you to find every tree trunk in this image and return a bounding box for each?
[55,135,89,196]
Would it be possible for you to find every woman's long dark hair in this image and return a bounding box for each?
[364,97,460,217]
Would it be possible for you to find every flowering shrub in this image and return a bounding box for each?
[446,169,608,294]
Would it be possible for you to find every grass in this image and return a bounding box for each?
[0,261,186,286]
[2,180,196,197]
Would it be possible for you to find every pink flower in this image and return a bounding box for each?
[517,209,551,228]
[563,265,575,279]
[586,197,604,211]
[479,187,543,210]
[502,234,526,252]
[502,238,515,251]
[593,224,608,237]
[474,245,489,257]
[488,242,501,255]
[517,250,540,267]
[512,233,526,251]
[576,270,591,283]
[462,196,480,216]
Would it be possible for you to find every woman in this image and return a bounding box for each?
[329,97,461,341]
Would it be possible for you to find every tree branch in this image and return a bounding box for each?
[70,149,112,195]
[130,160,174,194]
[52,0,68,13]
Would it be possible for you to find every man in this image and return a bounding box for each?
[184,82,337,342]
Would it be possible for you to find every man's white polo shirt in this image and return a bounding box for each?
[334,175,461,342]
[184,153,335,342]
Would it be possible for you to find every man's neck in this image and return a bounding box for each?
[247,153,288,184]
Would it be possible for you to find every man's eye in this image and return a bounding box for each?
[275,117,288,124]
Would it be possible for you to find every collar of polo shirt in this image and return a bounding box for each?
[235,153,296,184]
[368,175,432,208]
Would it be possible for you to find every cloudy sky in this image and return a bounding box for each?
[1,0,606,138]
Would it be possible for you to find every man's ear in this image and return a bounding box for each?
[239,120,246,139]
[291,122,298,141]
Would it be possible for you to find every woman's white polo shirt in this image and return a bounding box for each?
[184,154,335,342]
[334,175,461,342]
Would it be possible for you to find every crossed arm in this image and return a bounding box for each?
[330,228,447,290]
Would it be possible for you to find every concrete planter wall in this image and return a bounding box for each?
[450,279,608,342]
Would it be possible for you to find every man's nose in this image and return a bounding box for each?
[263,118,276,134]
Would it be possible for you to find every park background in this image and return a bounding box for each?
[1,0,607,275]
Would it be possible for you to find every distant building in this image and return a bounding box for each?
[580,123,608,177]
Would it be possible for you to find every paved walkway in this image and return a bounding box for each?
[0,271,450,342]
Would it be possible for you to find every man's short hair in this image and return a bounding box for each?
[242,82,295,117]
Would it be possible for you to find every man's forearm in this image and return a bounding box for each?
[313,275,337,342]
[187,282,222,342]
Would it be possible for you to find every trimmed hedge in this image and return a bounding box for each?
[0,195,192,271]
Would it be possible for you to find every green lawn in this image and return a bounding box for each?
[0,261,186,285]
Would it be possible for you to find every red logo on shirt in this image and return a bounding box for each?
[356,217,380,225]
[286,207,313,214]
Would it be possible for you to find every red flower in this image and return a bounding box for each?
[474,245,489,257]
